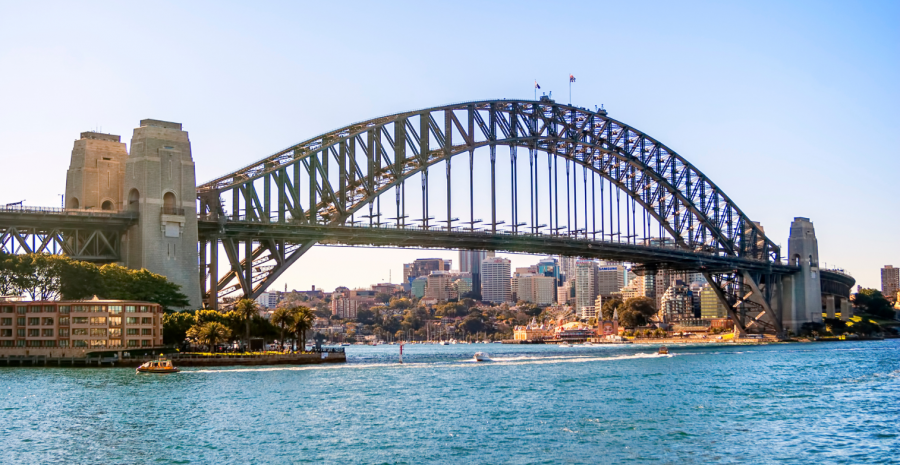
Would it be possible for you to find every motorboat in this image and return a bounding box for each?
[559,343,573,347]
[582,341,594,346]
[136,355,179,374]
[473,352,491,362]
[658,346,669,355]
[439,341,448,346]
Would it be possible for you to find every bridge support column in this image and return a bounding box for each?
[840,298,852,321]
[785,217,821,333]
[825,295,835,319]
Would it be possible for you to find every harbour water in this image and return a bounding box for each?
[2,340,898,463]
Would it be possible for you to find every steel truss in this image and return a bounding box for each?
[197,99,784,327]
[0,207,136,262]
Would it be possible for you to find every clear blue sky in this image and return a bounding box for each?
[1,1,897,291]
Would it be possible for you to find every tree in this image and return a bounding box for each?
[98,264,189,311]
[375,292,392,304]
[187,321,231,352]
[356,308,375,325]
[7,254,69,300]
[291,306,314,351]
[271,307,296,349]
[601,297,624,321]
[233,299,259,350]
[853,289,895,319]
[163,311,196,345]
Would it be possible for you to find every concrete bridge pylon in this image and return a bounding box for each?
[782,217,821,333]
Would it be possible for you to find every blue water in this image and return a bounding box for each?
[1,341,898,464]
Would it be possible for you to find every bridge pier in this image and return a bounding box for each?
[782,217,821,333]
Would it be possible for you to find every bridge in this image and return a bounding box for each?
[0,99,854,337]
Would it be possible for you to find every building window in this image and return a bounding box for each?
[0,318,11,326]
[141,306,150,312]
[126,328,139,336]
[27,318,39,326]
[27,340,41,347]
[16,339,24,347]
[72,328,88,336]
[109,317,122,326]
[16,307,26,314]
[141,328,152,335]
[127,340,138,347]
[44,340,55,347]
[44,306,54,313]
[29,306,41,313]
[43,318,53,326]
[58,306,70,314]
[17,329,25,337]
[1,340,12,347]
[73,340,87,347]
[1,306,11,313]
[72,317,88,324]
[90,306,102,313]
[109,339,122,348]
[58,329,69,337]
[58,340,68,348]
[109,328,121,337]
[141,340,151,347]
[125,306,137,313]
[126,317,139,324]
[0,329,11,337]
[90,317,107,325]
[42,329,53,337]
[16,317,25,326]
[141,317,152,325]
[108,305,122,314]
[89,340,107,348]
[90,328,107,337]
[71,306,83,312]
[59,317,69,325]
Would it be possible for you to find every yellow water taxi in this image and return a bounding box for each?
[136,354,179,374]
[658,346,669,355]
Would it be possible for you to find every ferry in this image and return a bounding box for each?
[136,354,179,374]
[658,346,669,355]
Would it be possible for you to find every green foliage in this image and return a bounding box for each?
[163,311,196,345]
[853,289,896,319]
[290,306,314,347]
[617,296,656,328]
[601,297,624,321]
[187,321,232,352]
[233,299,259,346]
[375,292,392,304]
[356,308,375,325]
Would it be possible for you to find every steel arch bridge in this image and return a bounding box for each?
[196,98,794,334]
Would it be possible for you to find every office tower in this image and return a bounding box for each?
[881,265,900,300]
[480,257,511,303]
[460,250,494,294]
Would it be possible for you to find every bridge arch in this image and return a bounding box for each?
[197,100,780,303]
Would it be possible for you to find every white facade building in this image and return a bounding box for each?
[481,257,511,303]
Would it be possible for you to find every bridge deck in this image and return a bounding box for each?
[198,220,797,275]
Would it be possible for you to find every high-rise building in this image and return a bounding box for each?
[881,266,899,300]
[700,284,728,319]
[460,250,494,294]
[481,257,511,303]
[516,275,556,306]
[596,261,626,297]
[403,258,450,284]
[660,281,693,322]
[557,280,574,305]
[424,271,456,301]
[411,277,428,299]
[558,256,577,282]
[537,258,560,288]
[575,260,599,314]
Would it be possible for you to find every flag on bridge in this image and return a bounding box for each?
[535,80,541,89]
[569,74,576,83]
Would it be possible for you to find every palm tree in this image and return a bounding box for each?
[291,306,314,352]
[233,298,259,351]
[271,307,295,351]
[187,321,232,353]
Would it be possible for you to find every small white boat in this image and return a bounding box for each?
[582,342,594,346]
[473,352,491,362]
[560,343,573,347]
[439,341,448,346]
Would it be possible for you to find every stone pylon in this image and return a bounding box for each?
[122,119,201,308]
[64,132,128,211]
[782,217,821,332]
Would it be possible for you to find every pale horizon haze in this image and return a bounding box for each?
[0,1,897,293]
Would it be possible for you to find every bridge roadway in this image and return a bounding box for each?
[197,218,797,275]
